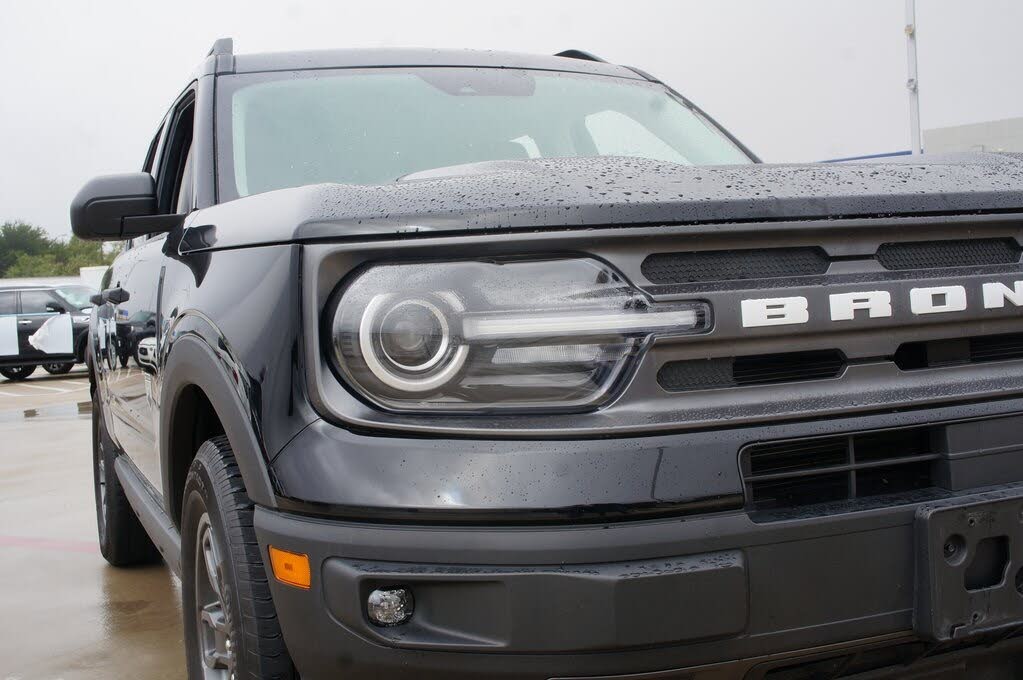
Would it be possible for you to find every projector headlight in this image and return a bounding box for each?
[328,258,709,412]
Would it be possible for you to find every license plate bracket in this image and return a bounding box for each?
[915,491,1023,641]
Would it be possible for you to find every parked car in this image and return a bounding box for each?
[73,39,1023,680]
[0,283,94,380]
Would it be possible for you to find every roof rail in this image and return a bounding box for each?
[554,49,607,63]
[208,37,234,57]
[206,37,235,75]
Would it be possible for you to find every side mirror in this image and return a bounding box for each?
[45,301,67,314]
[89,293,104,307]
[70,173,183,241]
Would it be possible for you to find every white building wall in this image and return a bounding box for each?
[924,117,1023,153]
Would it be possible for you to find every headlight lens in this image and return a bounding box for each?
[329,258,709,412]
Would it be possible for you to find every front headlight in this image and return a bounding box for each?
[328,258,709,412]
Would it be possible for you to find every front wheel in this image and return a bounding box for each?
[0,365,35,381]
[43,362,75,375]
[182,437,296,680]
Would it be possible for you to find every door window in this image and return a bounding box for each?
[157,96,196,214]
[20,290,58,315]
[0,292,16,316]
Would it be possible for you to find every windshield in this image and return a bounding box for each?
[217,67,752,199]
[55,285,96,310]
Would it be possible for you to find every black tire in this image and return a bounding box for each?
[182,437,296,680]
[43,362,75,375]
[0,365,35,381]
[92,388,162,566]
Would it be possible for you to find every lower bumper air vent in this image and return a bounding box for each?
[658,350,845,392]
[742,426,938,514]
[894,332,1023,370]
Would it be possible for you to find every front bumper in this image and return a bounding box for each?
[254,488,1023,680]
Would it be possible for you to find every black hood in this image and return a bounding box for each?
[187,153,1023,250]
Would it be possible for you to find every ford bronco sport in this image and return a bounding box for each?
[73,39,1023,679]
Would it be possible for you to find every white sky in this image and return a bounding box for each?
[1,0,1021,237]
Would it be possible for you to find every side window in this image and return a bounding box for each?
[0,292,16,316]
[124,121,169,252]
[143,121,167,175]
[157,96,196,215]
[20,291,58,315]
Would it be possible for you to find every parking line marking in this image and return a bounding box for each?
[56,380,88,387]
[0,389,19,397]
[16,383,70,393]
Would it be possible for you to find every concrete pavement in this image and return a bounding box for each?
[0,366,184,679]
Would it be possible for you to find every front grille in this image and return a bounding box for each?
[641,247,829,284]
[658,350,845,392]
[642,238,1022,286]
[876,238,1021,270]
[894,332,1023,370]
[742,426,938,513]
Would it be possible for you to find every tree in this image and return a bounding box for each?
[0,221,52,276]
[0,221,116,278]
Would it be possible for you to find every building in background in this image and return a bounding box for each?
[923,117,1023,154]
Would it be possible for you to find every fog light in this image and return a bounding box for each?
[367,587,414,626]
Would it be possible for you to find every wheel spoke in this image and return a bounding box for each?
[202,530,223,598]
[195,514,234,678]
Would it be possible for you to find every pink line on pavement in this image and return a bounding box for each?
[0,534,100,554]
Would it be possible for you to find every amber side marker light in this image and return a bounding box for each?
[269,546,311,589]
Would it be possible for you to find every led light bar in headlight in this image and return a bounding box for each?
[328,258,710,412]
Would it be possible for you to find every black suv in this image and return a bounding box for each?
[0,282,94,380]
[73,39,1023,679]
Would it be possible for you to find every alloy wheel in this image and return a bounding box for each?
[195,513,235,679]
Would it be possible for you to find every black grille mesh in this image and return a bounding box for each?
[641,239,1021,285]
[876,238,1021,270]
[641,247,829,284]
[658,350,845,392]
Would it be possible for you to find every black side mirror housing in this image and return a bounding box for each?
[70,173,183,241]
[45,301,67,314]
[89,293,104,307]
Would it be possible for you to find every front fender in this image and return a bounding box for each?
[160,331,277,508]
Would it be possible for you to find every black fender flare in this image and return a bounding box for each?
[160,334,277,511]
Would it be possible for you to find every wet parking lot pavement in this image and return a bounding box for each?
[0,366,184,679]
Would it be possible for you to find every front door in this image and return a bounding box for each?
[102,85,195,496]
[16,290,73,360]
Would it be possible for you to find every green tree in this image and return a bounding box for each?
[0,221,52,276]
[6,253,63,278]
[0,221,117,278]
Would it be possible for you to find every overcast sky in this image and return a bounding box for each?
[1,0,1021,237]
